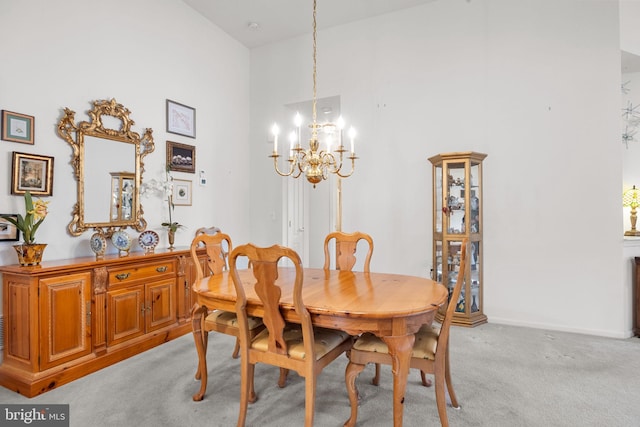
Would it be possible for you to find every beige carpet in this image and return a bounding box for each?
[0,323,639,426]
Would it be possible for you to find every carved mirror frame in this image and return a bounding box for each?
[57,99,154,237]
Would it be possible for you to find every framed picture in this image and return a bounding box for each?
[2,110,34,144]
[172,179,192,206]
[11,151,54,196]
[167,141,196,173]
[166,99,196,138]
[0,214,20,241]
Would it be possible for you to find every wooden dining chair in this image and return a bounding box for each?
[323,231,380,381]
[189,231,266,401]
[323,231,373,272]
[230,243,354,427]
[344,239,469,427]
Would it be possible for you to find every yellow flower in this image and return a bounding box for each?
[1,191,49,244]
[30,199,49,221]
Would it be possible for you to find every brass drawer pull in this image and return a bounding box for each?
[115,273,130,281]
[156,266,168,273]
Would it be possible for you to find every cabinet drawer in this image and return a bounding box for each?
[108,260,175,286]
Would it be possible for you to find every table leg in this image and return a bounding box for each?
[382,334,415,427]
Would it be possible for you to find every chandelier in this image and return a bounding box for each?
[269,0,357,187]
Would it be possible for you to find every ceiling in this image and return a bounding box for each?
[181,0,437,49]
[182,0,639,73]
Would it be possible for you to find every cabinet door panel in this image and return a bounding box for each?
[146,279,176,332]
[107,286,145,346]
[39,272,92,370]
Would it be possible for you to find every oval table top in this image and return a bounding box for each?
[195,267,448,320]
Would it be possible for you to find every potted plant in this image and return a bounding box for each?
[162,193,183,249]
[1,191,50,265]
[141,167,183,248]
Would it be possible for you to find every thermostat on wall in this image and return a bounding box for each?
[199,170,207,186]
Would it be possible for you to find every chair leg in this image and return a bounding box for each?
[237,362,253,427]
[304,376,317,427]
[191,304,209,401]
[248,363,257,404]
[344,361,366,427]
[444,345,459,408]
[434,359,450,427]
[278,368,290,388]
[232,337,240,359]
[372,363,381,386]
[420,370,433,387]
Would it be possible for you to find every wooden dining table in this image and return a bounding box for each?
[193,267,448,426]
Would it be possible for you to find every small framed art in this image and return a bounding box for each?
[167,141,196,173]
[172,179,192,206]
[11,151,54,196]
[166,99,196,138]
[0,214,20,241]
[2,110,34,144]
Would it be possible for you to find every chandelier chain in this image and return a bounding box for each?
[312,0,318,134]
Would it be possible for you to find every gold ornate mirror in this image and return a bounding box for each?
[57,99,154,236]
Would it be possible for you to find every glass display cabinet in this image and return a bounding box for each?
[428,151,487,327]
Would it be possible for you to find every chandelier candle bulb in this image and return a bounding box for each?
[272,123,279,154]
[337,116,345,147]
[289,131,296,159]
[349,127,356,154]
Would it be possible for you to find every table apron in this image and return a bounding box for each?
[195,295,437,338]
[310,311,437,337]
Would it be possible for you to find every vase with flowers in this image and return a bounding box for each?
[141,167,183,249]
[1,191,50,266]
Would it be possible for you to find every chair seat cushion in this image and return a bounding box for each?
[352,324,441,360]
[252,325,351,361]
[205,310,263,331]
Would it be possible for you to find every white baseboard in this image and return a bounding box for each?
[488,316,634,339]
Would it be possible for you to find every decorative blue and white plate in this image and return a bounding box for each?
[138,230,159,252]
[111,230,132,252]
[89,232,107,257]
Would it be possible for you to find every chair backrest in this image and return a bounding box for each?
[323,231,374,273]
[439,239,468,351]
[190,232,232,282]
[194,226,222,237]
[230,243,312,357]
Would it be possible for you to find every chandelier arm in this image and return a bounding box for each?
[321,151,341,174]
[272,155,297,177]
[334,157,357,178]
[294,152,309,178]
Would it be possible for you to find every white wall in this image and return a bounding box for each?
[0,0,632,338]
[250,0,628,336]
[0,0,251,266]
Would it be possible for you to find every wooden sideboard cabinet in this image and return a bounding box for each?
[0,247,204,397]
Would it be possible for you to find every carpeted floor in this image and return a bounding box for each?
[1,323,639,426]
